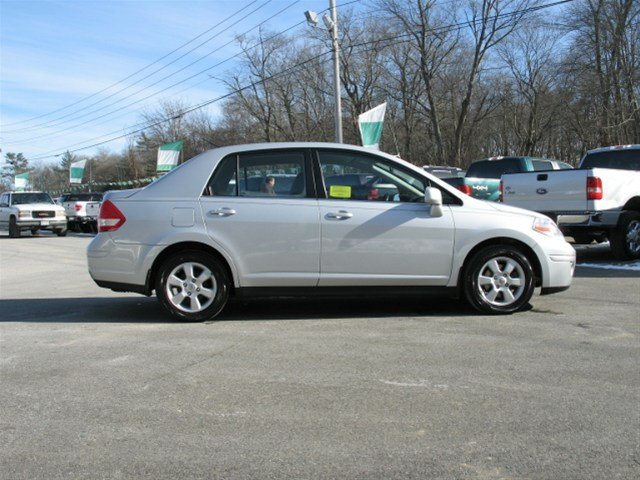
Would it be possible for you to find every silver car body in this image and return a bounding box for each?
[88,143,575,316]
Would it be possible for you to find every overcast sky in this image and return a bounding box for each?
[0,0,345,165]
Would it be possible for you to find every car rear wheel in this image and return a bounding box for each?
[156,251,230,322]
[55,228,67,237]
[31,228,39,236]
[610,211,640,260]
[9,217,21,238]
[463,245,535,314]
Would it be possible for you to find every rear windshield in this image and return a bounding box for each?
[63,193,103,201]
[580,150,640,170]
[11,193,53,205]
[466,158,522,179]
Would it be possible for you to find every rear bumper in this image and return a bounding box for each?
[549,210,622,229]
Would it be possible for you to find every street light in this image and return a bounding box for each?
[305,0,343,143]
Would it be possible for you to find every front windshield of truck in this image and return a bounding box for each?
[580,150,640,170]
[11,193,54,205]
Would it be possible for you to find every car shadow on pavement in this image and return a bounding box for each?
[0,295,478,323]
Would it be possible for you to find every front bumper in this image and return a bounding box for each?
[16,219,67,229]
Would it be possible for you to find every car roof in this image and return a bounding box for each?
[138,142,436,200]
[586,144,640,154]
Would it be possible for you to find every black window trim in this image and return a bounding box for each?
[203,148,316,199]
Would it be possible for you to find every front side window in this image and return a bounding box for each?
[318,150,426,203]
[206,150,307,198]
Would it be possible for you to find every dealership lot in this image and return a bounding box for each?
[1,234,639,479]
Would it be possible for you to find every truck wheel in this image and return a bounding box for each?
[9,217,21,238]
[55,228,68,237]
[155,251,230,322]
[31,228,39,236]
[610,212,640,260]
[463,245,535,314]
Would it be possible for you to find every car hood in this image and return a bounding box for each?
[13,203,61,211]
[464,196,545,219]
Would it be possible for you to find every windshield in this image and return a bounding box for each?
[11,193,54,205]
[580,150,640,170]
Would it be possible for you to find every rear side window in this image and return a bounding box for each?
[466,158,522,179]
[580,150,640,170]
[206,150,307,198]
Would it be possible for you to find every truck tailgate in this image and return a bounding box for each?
[502,169,589,212]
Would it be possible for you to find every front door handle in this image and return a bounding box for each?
[326,210,353,220]
[208,208,236,217]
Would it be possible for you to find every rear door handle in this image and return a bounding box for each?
[326,210,353,220]
[208,208,236,217]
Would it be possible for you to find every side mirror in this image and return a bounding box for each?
[424,187,443,217]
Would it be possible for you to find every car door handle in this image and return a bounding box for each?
[326,210,353,220]
[208,208,236,217]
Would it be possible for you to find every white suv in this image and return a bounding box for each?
[0,191,67,237]
[88,143,575,321]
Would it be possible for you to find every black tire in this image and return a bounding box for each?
[610,211,640,260]
[155,250,231,322]
[31,228,39,236]
[56,228,68,237]
[9,217,21,238]
[80,223,92,234]
[463,245,535,314]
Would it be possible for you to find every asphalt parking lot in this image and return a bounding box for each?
[1,233,639,479]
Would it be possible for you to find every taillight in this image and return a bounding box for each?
[75,202,82,212]
[498,181,503,202]
[457,184,472,195]
[98,200,126,232]
[368,188,379,201]
[587,176,603,200]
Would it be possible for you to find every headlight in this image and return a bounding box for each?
[532,217,564,239]
[56,210,66,218]
[17,210,31,218]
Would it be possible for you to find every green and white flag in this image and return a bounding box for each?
[70,160,87,184]
[14,172,29,191]
[358,102,387,149]
[157,141,183,172]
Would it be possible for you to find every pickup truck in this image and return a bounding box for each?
[0,191,67,237]
[501,145,640,259]
[59,192,102,232]
[446,156,572,201]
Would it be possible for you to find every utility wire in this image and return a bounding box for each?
[26,0,573,161]
[2,0,279,134]
[8,0,363,145]
[1,0,265,129]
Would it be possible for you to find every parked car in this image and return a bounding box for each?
[59,192,102,232]
[447,156,573,201]
[88,143,575,321]
[501,144,640,259]
[0,191,67,237]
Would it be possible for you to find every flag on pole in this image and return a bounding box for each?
[14,172,29,191]
[358,103,387,149]
[157,141,184,172]
[70,160,87,184]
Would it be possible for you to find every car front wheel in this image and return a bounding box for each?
[463,245,535,314]
[155,251,231,322]
[9,217,21,238]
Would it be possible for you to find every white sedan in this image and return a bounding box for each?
[88,143,575,321]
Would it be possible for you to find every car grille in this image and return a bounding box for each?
[33,211,55,218]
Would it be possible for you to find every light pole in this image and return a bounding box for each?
[305,1,343,143]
